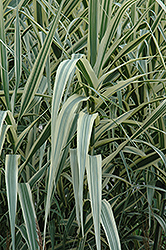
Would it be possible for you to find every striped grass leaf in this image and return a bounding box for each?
[5,111,17,152]
[103,99,166,170]
[19,9,69,58]
[147,181,155,229]
[94,0,137,76]
[77,111,98,235]
[19,0,65,119]
[16,224,29,248]
[153,213,166,233]
[5,155,20,250]
[0,125,10,155]
[156,0,166,12]
[96,73,151,110]
[109,32,150,68]
[101,199,121,250]
[122,146,146,157]
[0,110,7,132]
[95,110,133,142]
[98,72,150,94]
[52,53,83,129]
[131,99,166,140]
[24,76,48,114]
[99,0,113,41]
[18,183,39,250]
[86,154,102,250]
[19,120,51,173]
[15,109,48,152]
[133,139,166,167]
[0,1,11,110]
[89,0,98,66]
[28,162,49,188]
[129,148,166,177]
[11,6,21,113]
[44,95,88,244]
[77,236,87,250]
[77,56,99,89]
[70,149,80,226]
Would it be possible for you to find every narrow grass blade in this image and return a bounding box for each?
[16,224,29,248]
[19,0,65,118]
[77,56,99,89]
[18,183,39,250]
[77,111,98,235]
[153,213,166,233]
[147,181,155,228]
[156,0,166,13]
[70,149,80,226]
[0,1,11,110]
[86,154,102,250]
[0,111,7,132]
[95,110,133,142]
[131,99,166,139]
[28,162,48,188]
[101,199,121,250]
[5,155,20,250]
[12,6,21,113]
[94,0,137,76]
[19,120,51,172]
[0,125,10,155]
[99,0,113,41]
[103,100,166,170]
[110,32,150,67]
[89,0,98,66]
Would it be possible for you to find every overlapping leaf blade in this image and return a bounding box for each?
[44,94,88,244]
[77,111,98,235]
[19,0,65,118]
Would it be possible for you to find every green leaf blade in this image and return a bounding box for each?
[86,154,102,250]
[5,154,20,250]
[18,183,39,250]
[77,111,98,235]
[101,199,121,250]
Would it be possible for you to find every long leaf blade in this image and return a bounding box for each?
[70,149,80,226]
[77,111,98,235]
[12,6,21,113]
[5,155,20,250]
[19,0,65,118]
[0,1,10,110]
[101,199,121,250]
[86,154,102,250]
[18,183,39,250]
[44,95,88,245]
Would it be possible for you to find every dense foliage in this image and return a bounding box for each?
[0,0,166,249]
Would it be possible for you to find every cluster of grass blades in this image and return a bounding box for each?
[0,0,166,249]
